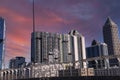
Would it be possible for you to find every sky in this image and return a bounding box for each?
[0,0,120,68]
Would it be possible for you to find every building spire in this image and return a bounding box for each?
[32,0,35,32]
[104,17,117,27]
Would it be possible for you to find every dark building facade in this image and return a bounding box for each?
[0,17,6,69]
[103,17,120,55]
[9,57,26,68]
[86,40,109,69]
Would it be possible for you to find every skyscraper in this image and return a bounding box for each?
[31,32,61,63]
[0,17,6,69]
[103,17,120,55]
[86,40,109,69]
[68,30,86,68]
[31,30,86,68]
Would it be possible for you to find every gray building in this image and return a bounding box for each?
[31,30,86,68]
[0,17,6,70]
[103,17,120,66]
[9,57,26,68]
[103,17,120,55]
[86,40,109,69]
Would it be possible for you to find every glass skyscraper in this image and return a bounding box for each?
[0,17,6,69]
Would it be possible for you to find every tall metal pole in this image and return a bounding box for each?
[33,0,35,32]
[32,0,36,63]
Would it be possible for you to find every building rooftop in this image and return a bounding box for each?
[104,17,117,27]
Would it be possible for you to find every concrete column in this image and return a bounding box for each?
[11,70,14,80]
[4,71,7,80]
[28,68,31,78]
[15,69,18,79]
[3,72,5,80]
[95,60,98,69]
[23,68,26,78]
[105,59,110,69]
[7,71,10,80]
[0,71,3,80]
[117,58,120,67]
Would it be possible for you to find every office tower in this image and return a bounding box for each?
[31,32,61,63]
[9,57,26,68]
[0,17,6,69]
[103,17,120,55]
[31,30,86,68]
[68,30,86,68]
[86,40,109,69]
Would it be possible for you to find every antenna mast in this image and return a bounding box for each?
[32,0,35,32]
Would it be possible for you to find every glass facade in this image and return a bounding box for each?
[0,17,5,69]
[86,42,109,69]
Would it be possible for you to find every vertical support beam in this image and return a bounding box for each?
[4,71,6,80]
[1,72,3,80]
[95,60,98,69]
[105,58,110,69]
[15,69,18,79]
[11,70,14,80]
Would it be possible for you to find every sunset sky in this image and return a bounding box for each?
[0,0,120,68]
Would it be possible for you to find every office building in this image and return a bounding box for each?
[103,17,120,55]
[0,17,6,69]
[31,32,61,63]
[103,17,120,66]
[86,40,109,69]
[31,30,86,68]
[9,57,26,68]
[68,30,86,68]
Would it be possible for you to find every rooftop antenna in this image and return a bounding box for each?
[32,0,35,32]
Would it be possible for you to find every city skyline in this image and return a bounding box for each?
[0,0,120,68]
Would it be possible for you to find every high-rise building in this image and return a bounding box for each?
[31,30,86,68]
[31,32,61,63]
[9,57,26,68]
[103,17,120,55]
[0,17,6,69]
[86,40,109,69]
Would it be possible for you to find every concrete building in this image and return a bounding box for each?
[0,17,6,70]
[86,40,109,69]
[9,57,26,69]
[31,30,86,68]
